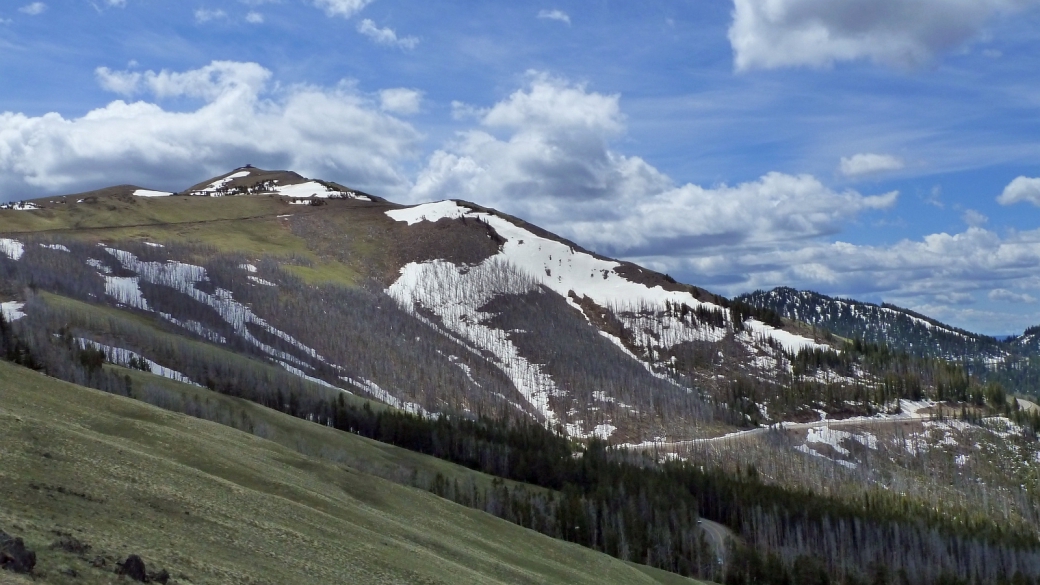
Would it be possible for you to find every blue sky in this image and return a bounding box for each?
[1,0,1040,335]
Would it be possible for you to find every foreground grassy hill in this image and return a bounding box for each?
[0,360,710,585]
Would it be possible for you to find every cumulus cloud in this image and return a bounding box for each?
[379,88,422,115]
[411,73,897,258]
[537,9,570,25]
[657,226,1040,323]
[729,0,1040,70]
[357,19,418,48]
[194,8,227,22]
[962,209,988,227]
[245,11,264,23]
[408,72,1040,333]
[839,153,905,178]
[998,176,1040,206]
[989,288,1037,303]
[0,61,421,200]
[19,2,46,15]
[313,0,372,18]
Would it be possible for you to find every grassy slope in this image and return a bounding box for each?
[0,361,710,585]
[0,195,366,286]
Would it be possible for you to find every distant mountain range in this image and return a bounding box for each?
[738,286,1040,395]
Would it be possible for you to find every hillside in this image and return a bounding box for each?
[0,359,710,585]
[2,166,1040,584]
[738,287,1040,397]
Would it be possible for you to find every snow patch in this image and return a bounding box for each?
[1,302,26,322]
[0,201,40,210]
[40,244,70,252]
[0,238,25,261]
[133,189,173,198]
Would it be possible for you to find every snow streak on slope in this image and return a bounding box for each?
[103,248,325,371]
[78,338,200,386]
[388,258,559,422]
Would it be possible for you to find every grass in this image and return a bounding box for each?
[0,360,713,585]
[0,196,367,287]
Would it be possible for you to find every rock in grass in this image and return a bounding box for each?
[118,554,148,582]
[0,530,37,574]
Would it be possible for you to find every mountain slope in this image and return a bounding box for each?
[0,359,709,585]
[738,287,1040,397]
[0,166,838,442]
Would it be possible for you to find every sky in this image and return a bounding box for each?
[1,0,1039,335]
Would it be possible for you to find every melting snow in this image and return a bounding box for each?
[745,319,829,354]
[0,201,40,210]
[78,338,200,386]
[103,247,326,370]
[133,189,173,198]
[274,181,371,200]
[87,258,113,274]
[386,200,823,363]
[340,376,426,416]
[0,238,25,261]
[388,258,559,422]
[805,427,851,455]
[248,276,276,287]
[1,302,26,322]
[40,244,71,252]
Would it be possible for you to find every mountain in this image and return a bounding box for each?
[3,166,1040,584]
[0,165,843,442]
[738,286,1040,396]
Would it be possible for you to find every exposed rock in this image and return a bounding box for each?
[51,533,90,554]
[0,530,37,574]
[118,554,148,582]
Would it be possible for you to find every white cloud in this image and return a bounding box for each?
[729,0,1040,71]
[357,19,418,48]
[408,73,1040,334]
[412,73,897,258]
[660,226,1040,324]
[379,88,422,115]
[245,11,264,23]
[107,0,127,7]
[19,2,46,15]
[537,9,570,25]
[194,8,227,22]
[96,61,270,100]
[313,0,372,18]
[0,61,421,200]
[962,209,988,227]
[998,176,1040,206]
[839,153,905,178]
[989,288,1037,304]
